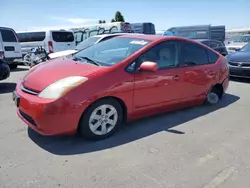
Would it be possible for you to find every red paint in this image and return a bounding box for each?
[14,35,229,136]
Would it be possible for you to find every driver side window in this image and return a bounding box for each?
[127,41,178,72]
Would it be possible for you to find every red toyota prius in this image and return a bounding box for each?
[13,35,229,140]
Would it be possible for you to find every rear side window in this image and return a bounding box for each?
[207,49,219,64]
[179,42,209,65]
[52,32,74,42]
[17,32,46,42]
[0,29,17,42]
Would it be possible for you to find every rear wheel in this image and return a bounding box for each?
[206,87,223,105]
[79,98,123,140]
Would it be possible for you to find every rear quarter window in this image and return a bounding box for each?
[179,42,209,65]
[17,32,46,42]
[52,32,74,42]
[207,49,219,64]
[0,29,17,42]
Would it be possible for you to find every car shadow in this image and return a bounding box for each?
[28,93,240,156]
[230,77,250,83]
[0,82,16,94]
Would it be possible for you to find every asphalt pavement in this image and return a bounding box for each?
[1,66,250,188]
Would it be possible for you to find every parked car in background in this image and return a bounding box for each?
[130,22,156,34]
[48,33,145,59]
[16,30,75,57]
[226,34,250,53]
[226,42,250,78]
[163,25,226,42]
[197,39,228,56]
[0,27,22,69]
[13,35,229,140]
[0,59,10,81]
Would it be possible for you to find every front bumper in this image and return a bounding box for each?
[229,66,250,78]
[13,81,87,136]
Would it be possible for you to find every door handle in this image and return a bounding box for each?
[173,75,180,81]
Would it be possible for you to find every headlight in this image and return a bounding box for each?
[38,76,88,99]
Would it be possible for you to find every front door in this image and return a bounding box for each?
[131,40,186,114]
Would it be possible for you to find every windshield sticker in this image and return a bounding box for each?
[130,40,148,45]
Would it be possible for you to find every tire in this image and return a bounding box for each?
[79,98,123,140]
[206,87,221,105]
[9,64,18,69]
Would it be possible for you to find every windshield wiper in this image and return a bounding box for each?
[73,56,101,66]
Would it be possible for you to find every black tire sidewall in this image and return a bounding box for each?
[206,89,220,105]
[79,98,123,140]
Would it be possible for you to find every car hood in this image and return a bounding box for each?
[22,57,102,92]
[226,51,250,62]
[226,42,248,49]
[48,50,78,59]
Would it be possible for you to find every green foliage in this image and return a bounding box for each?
[98,20,106,24]
[111,19,116,22]
[114,11,125,22]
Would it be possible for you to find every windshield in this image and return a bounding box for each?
[75,37,101,51]
[240,43,250,52]
[72,37,151,66]
[231,36,250,43]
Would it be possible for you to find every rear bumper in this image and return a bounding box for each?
[4,57,23,64]
[222,76,229,93]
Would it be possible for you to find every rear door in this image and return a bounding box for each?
[17,31,46,55]
[177,41,216,100]
[0,28,22,59]
[50,31,75,52]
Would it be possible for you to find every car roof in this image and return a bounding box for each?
[16,29,74,33]
[96,33,145,38]
[0,27,16,31]
[116,34,197,42]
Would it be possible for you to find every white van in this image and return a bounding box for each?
[16,30,76,56]
[0,27,22,69]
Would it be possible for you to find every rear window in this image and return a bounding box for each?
[0,29,17,42]
[17,32,46,42]
[52,32,74,42]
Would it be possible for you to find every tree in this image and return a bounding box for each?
[98,20,106,24]
[111,19,116,22]
[114,11,125,22]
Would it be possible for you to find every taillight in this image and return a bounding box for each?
[48,41,53,53]
[0,51,4,59]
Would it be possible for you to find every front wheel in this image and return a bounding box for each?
[79,98,123,140]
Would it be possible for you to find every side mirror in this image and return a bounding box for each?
[139,61,158,72]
